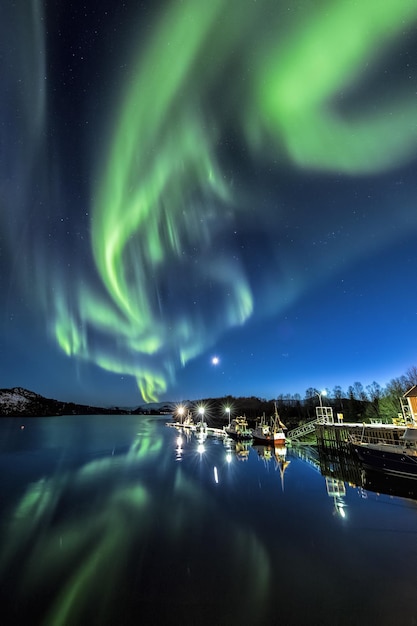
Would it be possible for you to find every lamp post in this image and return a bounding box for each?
[315,389,327,422]
[198,406,205,424]
[177,405,184,424]
[225,406,231,426]
[316,389,327,409]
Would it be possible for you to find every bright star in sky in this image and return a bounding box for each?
[211,356,220,366]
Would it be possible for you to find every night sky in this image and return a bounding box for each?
[1,0,417,407]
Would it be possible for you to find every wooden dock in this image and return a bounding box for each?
[315,422,407,453]
[166,422,227,437]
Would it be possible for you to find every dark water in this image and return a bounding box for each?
[1,415,417,626]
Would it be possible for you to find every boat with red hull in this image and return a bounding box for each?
[252,404,287,447]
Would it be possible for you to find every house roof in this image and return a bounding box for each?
[404,385,417,398]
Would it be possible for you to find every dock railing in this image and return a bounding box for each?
[287,407,334,442]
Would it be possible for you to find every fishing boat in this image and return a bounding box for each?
[252,404,286,447]
[252,416,286,446]
[350,427,417,479]
[252,415,277,445]
[224,416,253,441]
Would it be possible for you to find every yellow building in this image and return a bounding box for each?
[403,385,417,424]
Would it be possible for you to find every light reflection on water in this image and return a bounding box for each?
[1,415,417,625]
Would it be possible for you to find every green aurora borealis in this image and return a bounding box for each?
[3,0,417,402]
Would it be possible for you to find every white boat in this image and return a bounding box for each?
[350,427,417,479]
[224,416,253,441]
[252,405,286,447]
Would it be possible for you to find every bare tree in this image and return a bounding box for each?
[405,366,417,388]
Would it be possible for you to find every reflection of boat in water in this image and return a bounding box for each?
[297,438,417,502]
[252,405,286,447]
[360,466,417,501]
[253,444,290,489]
[223,436,251,461]
[234,440,251,461]
[224,416,253,441]
[350,427,417,479]
[273,446,291,491]
[253,444,274,464]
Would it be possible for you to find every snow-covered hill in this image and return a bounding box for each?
[0,387,42,414]
[0,387,131,417]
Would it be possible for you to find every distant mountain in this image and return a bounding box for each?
[131,402,174,415]
[0,387,133,417]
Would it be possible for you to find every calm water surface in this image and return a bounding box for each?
[1,415,417,625]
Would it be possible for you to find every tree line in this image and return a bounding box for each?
[198,366,417,430]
